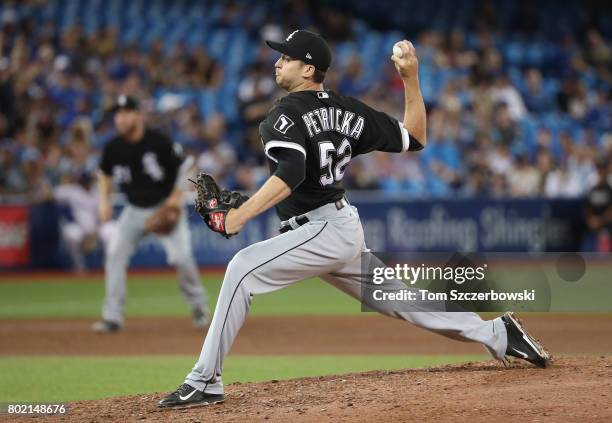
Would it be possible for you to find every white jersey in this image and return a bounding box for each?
[54,184,99,235]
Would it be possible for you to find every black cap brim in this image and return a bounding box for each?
[110,104,138,113]
[265,40,295,58]
[110,95,140,114]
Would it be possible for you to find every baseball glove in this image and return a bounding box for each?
[144,204,181,235]
[190,172,249,238]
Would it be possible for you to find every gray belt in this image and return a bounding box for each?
[279,198,349,233]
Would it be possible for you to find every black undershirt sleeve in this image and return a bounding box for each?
[271,147,306,191]
[409,137,424,151]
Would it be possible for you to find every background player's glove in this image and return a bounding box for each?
[144,204,181,235]
[190,173,249,238]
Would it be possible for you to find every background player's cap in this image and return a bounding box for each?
[266,30,332,72]
[111,94,139,112]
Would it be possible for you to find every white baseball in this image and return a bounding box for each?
[393,43,403,58]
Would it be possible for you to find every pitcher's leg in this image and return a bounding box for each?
[161,212,207,312]
[101,207,142,324]
[321,252,508,360]
[185,220,348,393]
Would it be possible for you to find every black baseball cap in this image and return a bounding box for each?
[266,30,332,72]
[111,94,139,113]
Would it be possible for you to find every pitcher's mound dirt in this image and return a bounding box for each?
[10,356,612,422]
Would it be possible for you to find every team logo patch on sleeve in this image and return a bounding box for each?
[273,114,295,134]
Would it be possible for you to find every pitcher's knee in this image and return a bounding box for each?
[226,250,252,278]
[222,249,263,292]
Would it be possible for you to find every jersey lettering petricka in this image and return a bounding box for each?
[100,129,183,207]
[259,90,421,220]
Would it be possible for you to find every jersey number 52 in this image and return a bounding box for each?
[318,138,352,186]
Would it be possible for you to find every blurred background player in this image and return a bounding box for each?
[583,157,612,252]
[93,95,209,332]
[52,116,116,272]
[54,170,117,273]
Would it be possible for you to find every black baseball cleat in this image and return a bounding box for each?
[158,383,225,408]
[502,312,551,368]
[91,320,122,333]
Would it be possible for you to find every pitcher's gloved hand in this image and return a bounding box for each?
[189,173,249,238]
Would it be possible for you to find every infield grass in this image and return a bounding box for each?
[2,262,612,319]
[0,354,487,402]
[0,275,360,318]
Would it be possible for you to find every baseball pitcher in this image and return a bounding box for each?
[160,31,550,408]
[94,95,209,332]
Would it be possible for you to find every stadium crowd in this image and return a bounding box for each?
[0,0,610,204]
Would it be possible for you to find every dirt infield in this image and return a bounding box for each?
[2,314,612,356]
[6,356,612,422]
[3,315,612,422]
